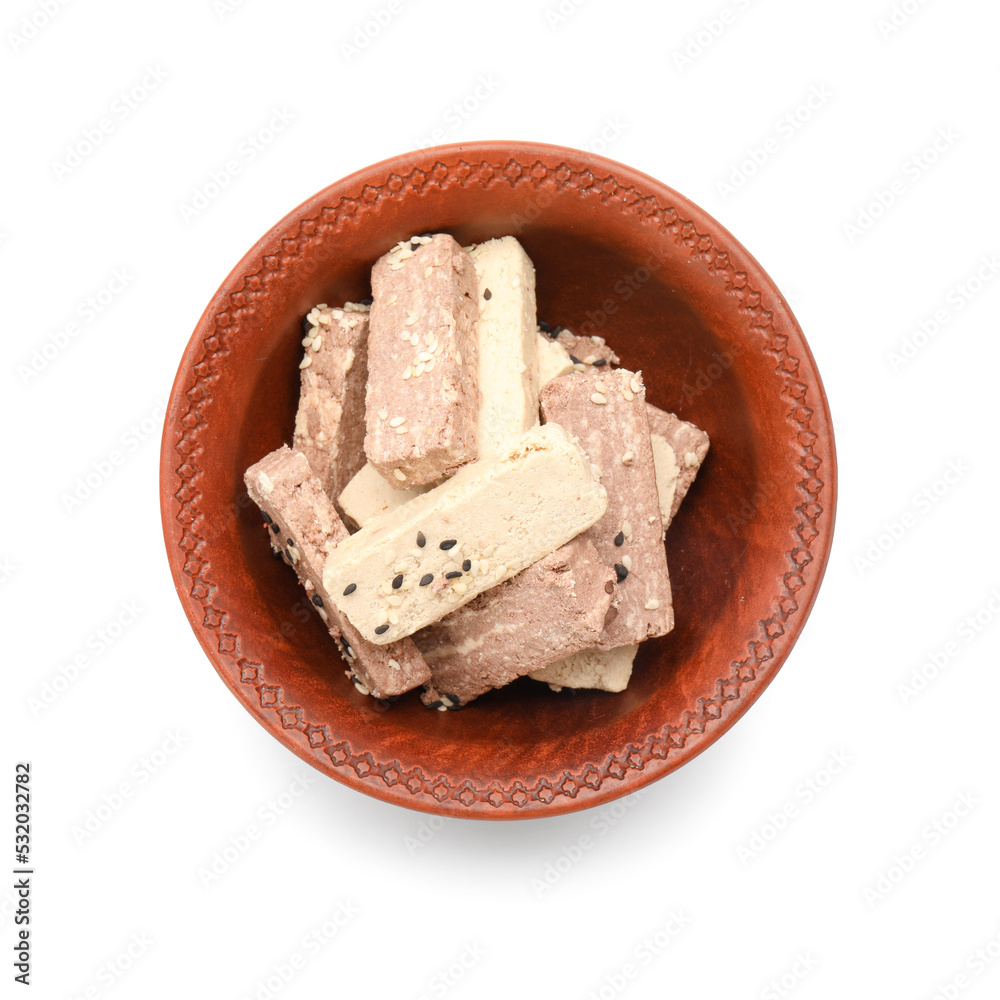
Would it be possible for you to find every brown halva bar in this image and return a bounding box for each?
[245,446,431,699]
[364,234,479,489]
[540,369,673,649]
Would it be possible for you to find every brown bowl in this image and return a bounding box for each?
[159,141,836,819]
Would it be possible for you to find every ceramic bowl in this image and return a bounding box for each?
[159,141,836,819]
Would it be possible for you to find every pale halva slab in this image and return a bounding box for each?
[245,446,431,698]
[534,331,575,385]
[293,302,370,505]
[323,423,608,644]
[414,536,615,706]
[540,369,673,649]
[338,462,432,530]
[365,234,479,489]
[467,236,539,458]
[531,643,640,693]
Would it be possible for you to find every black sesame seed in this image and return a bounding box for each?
[374,624,390,635]
[446,700,463,711]
[439,539,457,550]
[614,531,625,547]
[444,571,462,580]
[462,559,471,572]
[285,537,294,548]
[385,694,400,703]
[419,574,434,587]
[270,523,281,533]
[300,315,312,336]
[261,510,273,523]
[416,531,426,547]
[343,583,357,596]
[538,320,553,333]
[392,574,403,589]
[360,296,373,306]
[410,240,419,251]
[483,288,492,300]
[614,563,629,583]
[592,358,608,367]
[553,325,565,336]
[271,547,283,559]
[423,699,444,711]
[570,355,582,365]
[312,594,324,607]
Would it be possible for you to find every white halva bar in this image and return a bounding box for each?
[338,462,432,529]
[323,423,608,644]
[468,237,539,458]
[535,331,576,385]
[531,643,639,693]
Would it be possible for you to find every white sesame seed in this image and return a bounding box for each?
[386,596,404,607]
[405,315,419,326]
[453,581,467,595]
[394,469,406,481]
[410,548,422,558]
[376,609,389,626]
[434,342,444,355]
[469,559,479,575]
[301,336,313,347]
[413,362,426,377]
[299,355,313,369]
[379,579,392,595]
[389,416,406,427]
[482,544,496,557]
[622,389,635,401]
[311,336,322,352]
[390,262,406,271]
[417,351,433,362]
[384,549,396,565]
[437,704,448,712]
[455,351,462,366]
[387,610,399,625]
[623,520,632,537]
[399,331,411,341]
[402,366,412,380]
[378,409,389,420]
[424,266,433,278]
[395,425,408,434]
[644,599,660,610]
[386,294,398,305]
[585,355,598,365]
[479,560,489,574]
[318,312,332,326]
[685,451,698,467]
[593,380,606,392]
[573,363,586,372]
[494,565,507,580]
[354,680,370,696]
[622,554,632,570]
[622,452,634,464]
[394,562,409,573]
[591,392,607,405]
[630,376,642,393]
[388,658,401,671]
[318,608,328,621]
[424,357,436,373]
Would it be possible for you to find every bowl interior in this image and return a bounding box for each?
[164,144,833,817]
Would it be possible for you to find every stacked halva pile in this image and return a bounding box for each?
[245,234,709,707]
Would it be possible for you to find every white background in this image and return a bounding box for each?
[4,0,999,997]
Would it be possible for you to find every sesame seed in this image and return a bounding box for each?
[392,574,403,589]
[378,409,389,420]
[622,452,634,464]
[386,294,398,305]
[424,266,433,278]
[455,351,462,366]
[645,599,660,610]
[270,523,280,533]
[436,704,448,712]
[312,594,324,607]
[302,336,314,347]
[453,582,467,595]
[604,581,615,594]
[394,469,406,481]
[299,355,313,369]
[395,426,408,434]
[591,392,607,405]
[622,555,632,570]
[419,573,433,586]
[387,596,403,607]
[387,611,399,625]
[311,336,323,352]
[402,366,412,379]
[482,544,496,557]
[353,679,371,696]
[570,355,582,364]
[622,390,635,401]
[614,563,629,582]
[585,355,599,365]
[413,362,425,377]
[630,377,641,393]
[462,559,471,571]
[399,331,411,341]
[376,609,389,626]
[594,380,606,392]
[417,351,433,362]
[388,658,401,671]
[405,314,419,326]
[539,320,552,333]
[424,357,436,373]
[416,531,426,547]
[379,579,392,595]
[440,539,457,550]
[479,560,489,574]
[444,571,462,579]
[685,451,698,467]
[389,416,406,427]
[614,531,624,546]
[318,608,328,621]
[390,262,405,271]
[261,510,273,523]
[593,358,608,367]
[374,624,390,635]
[484,288,492,300]
[393,562,408,574]
[622,520,632,538]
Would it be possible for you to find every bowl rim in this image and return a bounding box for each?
[159,139,838,819]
